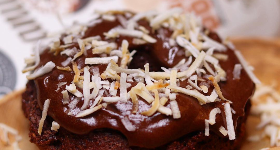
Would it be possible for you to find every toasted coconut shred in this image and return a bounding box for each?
[248,84,280,147]
[27,61,56,80]
[141,90,160,116]
[208,108,221,125]
[0,123,22,149]
[72,62,80,83]
[208,76,229,102]
[22,41,41,73]
[219,126,228,136]
[21,9,261,141]
[51,121,60,132]
[38,99,50,135]
[224,102,235,140]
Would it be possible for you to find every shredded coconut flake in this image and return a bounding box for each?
[72,39,85,60]
[61,47,77,56]
[81,67,91,110]
[179,51,206,78]
[129,90,139,113]
[206,90,218,102]
[202,35,227,51]
[92,43,117,55]
[72,62,80,83]
[103,97,121,103]
[61,57,72,66]
[76,105,102,118]
[170,100,181,119]
[61,90,70,104]
[141,90,160,116]
[144,63,154,85]
[85,56,118,64]
[176,36,199,57]
[12,141,21,150]
[233,64,242,80]
[208,108,221,125]
[57,66,72,71]
[63,35,73,44]
[120,73,128,102]
[160,97,168,105]
[208,76,229,102]
[219,126,228,136]
[203,61,215,76]
[224,102,235,140]
[213,54,228,61]
[234,50,261,84]
[38,99,50,135]
[0,123,18,136]
[169,93,176,101]
[170,70,177,87]
[27,61,55,80]
[24,56,35,65]
[66,84,83,97]
[142,34,157,43]
[205,55,219,66]
[169,86,208,104]
[205,120,210,136]
[129,10,157,23]
[158,106,172,116]
[109,82,117,96]
[90,75,102,99]
[146,80,169,90]
[0,123,22,148]
[188,79,202,91]
[121,117,136,131]
[132,38,147,45]
[102,14,116,21]
[120,40,130,68]
[22,41,41,73]
[51,121,60,131]
[133,83,154,103]
[91,95,102,108]
[150,8,182,29]
[108,28,143,38]
[200,85,208,93]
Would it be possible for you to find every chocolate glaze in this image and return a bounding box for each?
[33,14,255,148]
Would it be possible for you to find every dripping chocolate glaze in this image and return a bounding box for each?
[33,14,255,148]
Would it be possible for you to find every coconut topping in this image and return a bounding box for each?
[22,41,41,73]
[141,89,160,116]
[219,126,228,136]
[38,99,50,135]
[85,56,119,64]
[234,50,261,84]
[248,84,280,147]
[51,121,60,132]
[224,102,235,140]
[121,117,136,132]
[22,9,257,145]
[26,61,55,80]
[170,100,181,119]
[233,64,242,80]
[205,120,210,136]
[0,123,22,149]
[208,108,221,125]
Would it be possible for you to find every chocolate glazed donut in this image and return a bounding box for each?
[22,9,255,149]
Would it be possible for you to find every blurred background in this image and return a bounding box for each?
[0,0,279,98]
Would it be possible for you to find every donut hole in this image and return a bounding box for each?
[128,45,163,72]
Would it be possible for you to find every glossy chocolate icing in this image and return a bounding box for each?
[33,14,255,148]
